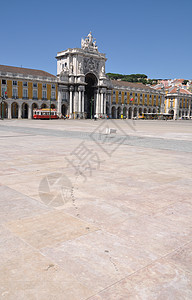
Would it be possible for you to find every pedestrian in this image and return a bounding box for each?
[94,114,97,121]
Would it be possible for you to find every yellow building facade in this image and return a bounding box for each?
[0,65,58,119]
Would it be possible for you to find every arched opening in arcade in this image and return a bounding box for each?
[62,104,68,116]
[128,107,132,119]
[85,73,97,119]
[0,101,8,118]
[139,107,142,116]
[111,106,116,119]
[41,103,47,109]
[11,102,18,118]
[117,107,121,119]
[106,105,110,117]
[51,104,55,109]
[168,109,174,119]
[22,103,28,119]
[32,103,38,118]
[133,107,137,118]
[123,106,127,118]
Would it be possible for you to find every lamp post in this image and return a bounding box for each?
[0,96,5,120]
[122,103,125,119]
[90,97,94,120]
[49,98,51,120]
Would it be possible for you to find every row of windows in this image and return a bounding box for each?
[113,90,160,99]
[1,87,56,99]
[1,79,55,89]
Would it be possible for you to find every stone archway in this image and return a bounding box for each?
[85,73,98,119]
[139,107,142,116]
[11,102,18,118]
[32,103,38,119]
[117,107,121,119]
[0,101,8,118]
[51,104,55,109]
[22,103,28,119]
[123,106,127,118]
[133,107,137,118]
[111,106,116,119]
[41,103,47,109]
[128,107,132,119]
[62,104,68,117]
[168,109,174,119]
[106,105,110,117]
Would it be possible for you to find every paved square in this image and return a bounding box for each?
[0,119,191,299]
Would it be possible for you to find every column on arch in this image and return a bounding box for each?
[96,89,100,117]
[57,86,62,115]
[8,103,12,119]
[103,89,106,115]
[78,86,82,118]
[69,85,74,118]
[18,103,22,119]
[100,90,104,115]
[28,104,32,119]
[82,87,85,118]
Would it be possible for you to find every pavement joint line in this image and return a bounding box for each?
[1,223,90,290]
[85,239,192,300]
[0,124,192,153]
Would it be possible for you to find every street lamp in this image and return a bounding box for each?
[90,97,94,120]
[49,98,51,120]
[0,96,5,120]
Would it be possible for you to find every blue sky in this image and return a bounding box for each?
[1,0,192,79]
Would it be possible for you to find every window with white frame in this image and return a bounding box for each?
[51,91,56,99]
[52,84,55,89]
[2,87,6,97]
[33,83,37,88]
[13,80,17,86]
[23,89,28,98]
[42,90,47,99]
[43,83,47,89]
[2,79,6,85]
[33,89,38,99]
[23,81,28,87]
[13,88,18,98]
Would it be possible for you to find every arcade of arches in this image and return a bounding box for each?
[0,101,57,119]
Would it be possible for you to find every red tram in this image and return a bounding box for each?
[33,109,59,119]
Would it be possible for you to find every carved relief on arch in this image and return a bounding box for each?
[83,57,99,74]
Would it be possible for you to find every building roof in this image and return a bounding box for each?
[111,80,156,91]
[172,79,184,84]
[168,87,192,95]
[0,65,56,78]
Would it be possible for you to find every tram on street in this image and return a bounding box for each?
[33,109,59,119]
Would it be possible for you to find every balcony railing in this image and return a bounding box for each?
[22,97,29,100]
[42,97,47,100]
[32,97,38,100]
[51,98,56,101]
[12,96,18,99]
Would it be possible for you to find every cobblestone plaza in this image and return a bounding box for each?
[0,119,192,299]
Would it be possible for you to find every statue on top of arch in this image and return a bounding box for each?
[81,32,98,52]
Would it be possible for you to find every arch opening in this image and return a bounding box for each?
[85,73,98,119]
[11,102,18,118]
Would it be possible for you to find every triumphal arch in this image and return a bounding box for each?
[56,32,112,118]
